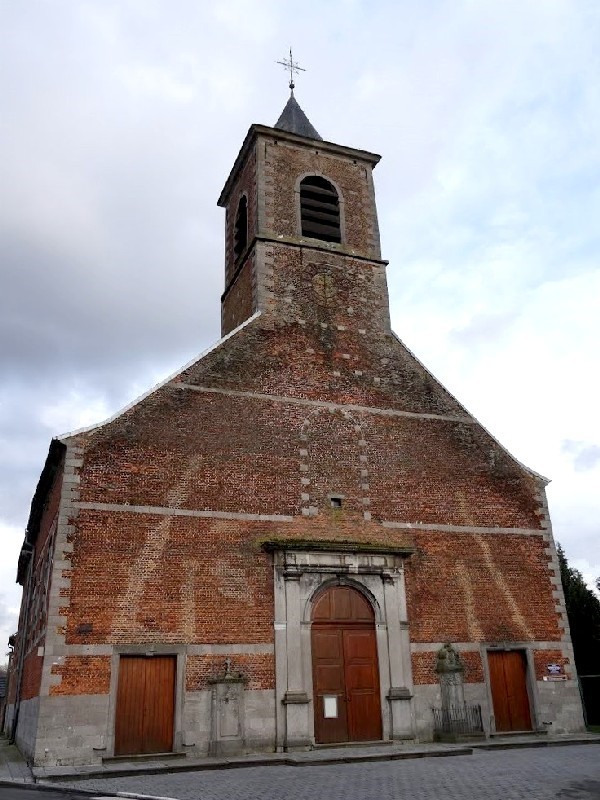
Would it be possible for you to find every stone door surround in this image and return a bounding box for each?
[266,543,415,749]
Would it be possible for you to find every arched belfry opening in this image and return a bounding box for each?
[300,176,341,243]
[311,584,382,744]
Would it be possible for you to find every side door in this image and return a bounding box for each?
[114,655,176,755]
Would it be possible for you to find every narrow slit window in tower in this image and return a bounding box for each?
[233,195,248,258]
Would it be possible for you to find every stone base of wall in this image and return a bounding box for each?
[411,684,493,741]
[412,679,586,741]
[15,679,587,766]
[412,684,491,740]
[183,689,275,757]
[243,689,276,753]
[3,703,15,738]
[14,696,40,760]
[28,689,276,766]
[33,694,109,767]
[536,680,586,734]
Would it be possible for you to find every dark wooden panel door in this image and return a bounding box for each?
[312,628,349,743]
[115,655,176,755]
[312,586,382,744]
[488,650,532,732]
[344,628,383,742]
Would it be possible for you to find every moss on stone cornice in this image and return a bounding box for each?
[259,537,414,556]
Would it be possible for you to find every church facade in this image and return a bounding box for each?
[5,95,585,766]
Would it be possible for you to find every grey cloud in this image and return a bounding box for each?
[449,310,520,348]
[562,441,600,472]
[1,227,221,383]
[0,594,18,651]
[0,3,254,558]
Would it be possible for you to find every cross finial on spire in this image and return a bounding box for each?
[276,47,305,93]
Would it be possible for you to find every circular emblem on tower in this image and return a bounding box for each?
[312,272,336,307]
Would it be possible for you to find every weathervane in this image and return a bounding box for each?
[276,47,305,93]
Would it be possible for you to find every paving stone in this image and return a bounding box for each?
[0,736,34,783]
[54,743,600,800]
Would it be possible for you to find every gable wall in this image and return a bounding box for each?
[76,383,540,529]
[46,325,563,705]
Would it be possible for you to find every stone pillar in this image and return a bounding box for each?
[283,574,311,749]
[383,565,414,739]
[208,660,247,756]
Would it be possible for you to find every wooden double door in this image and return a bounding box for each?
[488,650,532,732]
[312,586,382,744]
[115,655,176,756]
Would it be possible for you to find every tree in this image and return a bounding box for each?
[557,544,600,676]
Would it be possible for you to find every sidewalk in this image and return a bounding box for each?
[32,732,600,784]
[2,731,599,788]
[0,734,34,784]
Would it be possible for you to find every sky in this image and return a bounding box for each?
[1,0,599,655]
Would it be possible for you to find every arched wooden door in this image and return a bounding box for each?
[311,585,382,744]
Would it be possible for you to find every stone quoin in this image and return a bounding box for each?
[4,92,585,766]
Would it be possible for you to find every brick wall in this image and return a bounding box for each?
[533,649,569,680]
[49,656,111,695]
[262,138,379,259]
[406,532,560,643]
[55,293,556,700]
[77,371,542,530]
[65,512,274,646]
[411,651,484,686]
[19,651,44,701]
[186,654,274,691]
[221,253,255,336]
[224,145,257,288]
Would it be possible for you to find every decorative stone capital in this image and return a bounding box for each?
[387,686,412,700]
[282,691,310,705]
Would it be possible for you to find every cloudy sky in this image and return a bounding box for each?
[2,0,599,654]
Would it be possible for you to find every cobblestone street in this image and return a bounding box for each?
[56,744,600,800]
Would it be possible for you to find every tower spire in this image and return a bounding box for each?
[274,49,321,140]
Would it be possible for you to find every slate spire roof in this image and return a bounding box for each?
[274,91,322,141]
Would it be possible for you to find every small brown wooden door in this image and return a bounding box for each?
[114,655,176,756]
[488,650,532,732]
[312,586,382,744]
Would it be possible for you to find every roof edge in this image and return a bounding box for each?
[218,124,381,208]
[390,331,550,485]
[59,311,262,441]
[18,438,66,584]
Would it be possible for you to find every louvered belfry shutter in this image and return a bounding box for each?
[300,176,341,243]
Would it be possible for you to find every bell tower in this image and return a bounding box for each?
[218,92,390,339]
